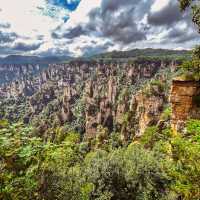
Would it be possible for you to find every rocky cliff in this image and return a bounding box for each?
[132,90,165,136]
[170,79,200,133]
[0,64,43,85]
[0,59,178,139]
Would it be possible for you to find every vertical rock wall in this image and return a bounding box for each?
[170,80,200,133]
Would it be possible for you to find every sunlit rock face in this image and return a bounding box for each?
[83,62,172,139]
[170,80,200,133]
[0,59,179,138]
[59,86,74,123]
[132,87,165,136]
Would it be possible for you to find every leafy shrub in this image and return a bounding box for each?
[83,145,171,200]
[160,106,172,121]
[180,59,200,81]
[186,119,200,139]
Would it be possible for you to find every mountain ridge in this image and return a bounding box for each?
[0,54,72,64]
[0,48,192,64]
[89,48,192,60]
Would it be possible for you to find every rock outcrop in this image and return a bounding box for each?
[132,84,166,136]
[0,64,41,85]
[59,86,75,123]
[0,59,178,137]
[170,79,200,133]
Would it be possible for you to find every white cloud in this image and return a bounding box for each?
[151,0,170,12]
[0,0,199,57]
[0,0,102,56]
[0,0,71,55]
[0,0,52,36]
[57,0,100,33]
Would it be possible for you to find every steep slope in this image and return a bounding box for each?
[0,58,179,140]
[170,79,200,133]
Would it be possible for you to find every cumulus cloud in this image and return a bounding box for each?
[86,3,147,44]
[51,0,199,55]
[39,47,72,57]
[81,42,113,57]
[0,31,17,44]
[0,0,199,57]
[163,24,199,44]
[52,0,151,45]
[52,25,88,39]
[13,42,42,51]
[147,1,182,26]
[0,22,10,29]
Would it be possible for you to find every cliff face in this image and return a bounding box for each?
[84,73,169,138]
[170,80,200,133]
[0,64,42,85]
[131,82,166,136]
[0,60,177,137]
[84,78,115,138]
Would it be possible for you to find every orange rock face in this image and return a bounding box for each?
[133,91,164,136]
[169,80,200,133]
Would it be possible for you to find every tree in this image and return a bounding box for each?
[83,145,171,200]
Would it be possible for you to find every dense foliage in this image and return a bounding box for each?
[1,118,200,200]
[92,48,191,62]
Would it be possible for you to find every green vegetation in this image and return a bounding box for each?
[141,79,166,97]
[179,58,200,80]
[92,48,191,62]
[1,118,200,200]
[160,106,172,121]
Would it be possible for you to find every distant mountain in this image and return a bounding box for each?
[0,55,71,64]
[90,48,192,61]
[0,49,192,64]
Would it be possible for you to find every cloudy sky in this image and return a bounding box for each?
[0,0,199,57]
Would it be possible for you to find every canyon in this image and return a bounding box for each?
[0,57,187,140]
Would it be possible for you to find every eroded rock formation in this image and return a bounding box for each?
[131,83,166,136]
[170,79,200,133]
[0,59,177,138]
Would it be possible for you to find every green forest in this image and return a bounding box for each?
[1,119,200,199]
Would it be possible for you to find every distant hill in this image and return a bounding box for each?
[0,55,71,64]
[0,49,192,64]
[90,48,192,61]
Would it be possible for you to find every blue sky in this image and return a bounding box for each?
[47,0,81,11]
[0,0,199,57]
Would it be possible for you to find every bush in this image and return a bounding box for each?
[83,145,171,200]
[161,107,172,121]
[180,59,200,81]
[186,119,200,142]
